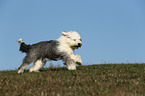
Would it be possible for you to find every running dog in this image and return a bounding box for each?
[17,31,82,73]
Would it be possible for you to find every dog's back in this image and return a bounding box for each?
[17,39,62,60]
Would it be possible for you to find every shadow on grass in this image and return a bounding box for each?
[40,67,68,72]
[40,66,83,72]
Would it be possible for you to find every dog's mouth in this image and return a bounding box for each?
[72,46,80,49]
[72,43,82,49]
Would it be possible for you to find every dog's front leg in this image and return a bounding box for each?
[66,60,76,70]
[75,54,82,65]
[71,54,82,65]
[63,56,76,70]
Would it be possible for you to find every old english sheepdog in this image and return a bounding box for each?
[17,31,82,73]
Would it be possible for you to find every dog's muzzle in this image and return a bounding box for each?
[72,43,82,49]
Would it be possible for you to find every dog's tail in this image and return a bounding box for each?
[17,38,31,53]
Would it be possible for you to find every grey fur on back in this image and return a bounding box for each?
[19,40,70,65]
[29,40,61,60]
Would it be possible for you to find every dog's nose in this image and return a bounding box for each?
[78,43,82,47]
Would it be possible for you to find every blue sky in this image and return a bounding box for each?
[0,0,145,70]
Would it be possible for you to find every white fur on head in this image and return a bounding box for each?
[57,31,82,58]
[62,31,68,36]
[61,31,82,49]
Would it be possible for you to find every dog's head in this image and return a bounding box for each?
[62,31,82,49]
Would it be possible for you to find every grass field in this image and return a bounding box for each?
[0,64,145,96]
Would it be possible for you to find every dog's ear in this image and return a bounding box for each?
[62,31,68,36]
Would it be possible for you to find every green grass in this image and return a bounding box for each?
[0,64,145,96]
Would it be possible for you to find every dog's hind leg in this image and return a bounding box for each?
[29,59,46,72]
[18,54,37,73]
[18,63,29,73]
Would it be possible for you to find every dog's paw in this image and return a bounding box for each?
[29,67,40,73]
[18,70,24,73]
[67,65,76,70]
[29,70,40,72]
[76,61,82,65]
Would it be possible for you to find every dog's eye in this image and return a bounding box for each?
[80,39,82,41]
[67,37,71,39]
[74,39,76,41]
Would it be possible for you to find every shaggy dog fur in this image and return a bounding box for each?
[17,31,82,73]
